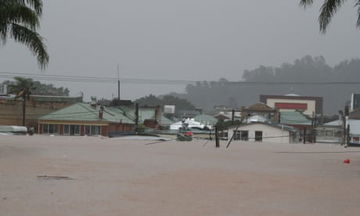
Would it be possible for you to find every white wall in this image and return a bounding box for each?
[227,123,292,144]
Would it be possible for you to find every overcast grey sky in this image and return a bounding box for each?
[1,0,360,100]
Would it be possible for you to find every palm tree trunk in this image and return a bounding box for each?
[22,96,26,126]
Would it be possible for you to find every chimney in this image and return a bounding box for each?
[99,106,104,119]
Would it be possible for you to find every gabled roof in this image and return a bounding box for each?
[39,103,134,124]
[280,111,312,125]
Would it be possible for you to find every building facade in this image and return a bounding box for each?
[226,122,299,144]
[260,94,323,117]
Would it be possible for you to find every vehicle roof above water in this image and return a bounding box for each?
[0,126,27,133]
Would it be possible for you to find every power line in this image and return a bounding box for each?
[0,72,196,85]
[2,71,360,86]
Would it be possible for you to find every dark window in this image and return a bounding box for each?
[240,130,249,141]
[255,131,263,142]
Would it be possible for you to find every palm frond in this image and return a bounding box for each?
[355,0,360,28]
[10,23,49,69]
[319,0,346,33]
[299,0,314,8]
[0,21,8,44]
[0,0,43,15]
[0,3,40,30]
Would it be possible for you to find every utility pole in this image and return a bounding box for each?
[346,124,350,147]
[215,126,220,148]
[135,103,139,134]
[22,95,26,126]
[231,109,235,124]
[339,110,346,146]
[117,64,120,101]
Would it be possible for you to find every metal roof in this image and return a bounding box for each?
[39,103,134,124]
[280,111,312,125]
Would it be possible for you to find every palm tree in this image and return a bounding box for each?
[0,0,49,68]
[300,0,360,33]
[8,77,36,126]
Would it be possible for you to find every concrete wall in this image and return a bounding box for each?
[227,123,293,144]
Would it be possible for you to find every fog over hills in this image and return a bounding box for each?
[172,56,360,114]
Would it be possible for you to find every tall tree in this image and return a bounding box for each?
[8,77,35,126]
[0,0,49,68]
[300,0,360,32]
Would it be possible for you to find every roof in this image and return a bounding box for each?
[194,114,218,125]
[39,103,134,124]
[280,111,312,125]
[243,102,276,112]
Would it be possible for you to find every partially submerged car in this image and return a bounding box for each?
[0,126,27,135]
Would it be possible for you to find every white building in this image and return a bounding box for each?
[226,122,299,144]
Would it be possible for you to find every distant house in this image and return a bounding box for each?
[241,102,279,122]
[38,103,134,136]
[226,122,299,144]
[214,105,241,121]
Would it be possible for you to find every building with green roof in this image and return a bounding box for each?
[38,103,134,136]
[280,111,312,126]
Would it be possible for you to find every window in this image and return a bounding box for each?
[42,124,58,134]
[233,130,248,141]
[255,131,263,142]
[85,125,101,136]
[66,125,80,135]
[64,125,70,135]
[240,131,249,141]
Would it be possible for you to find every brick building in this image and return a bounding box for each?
[38,103,134,136]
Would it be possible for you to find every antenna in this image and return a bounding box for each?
[117,64,120,101]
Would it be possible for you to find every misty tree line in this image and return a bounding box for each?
[174,56,360,114]
[2,79,70,96]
